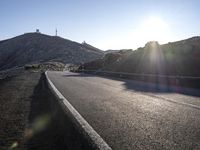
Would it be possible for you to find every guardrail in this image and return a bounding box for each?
[75,69,200,89]
[45,71,112,150]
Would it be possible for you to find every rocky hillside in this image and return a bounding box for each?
[81,36,200,76]
[0,33,104,70]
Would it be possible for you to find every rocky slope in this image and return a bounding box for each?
[0,33,104,70]
[81,36,200,76]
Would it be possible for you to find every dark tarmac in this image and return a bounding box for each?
[47,71,200,150]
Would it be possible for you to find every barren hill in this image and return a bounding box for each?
[0,33,104,70]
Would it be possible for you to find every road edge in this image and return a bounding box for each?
[45,71,112,150]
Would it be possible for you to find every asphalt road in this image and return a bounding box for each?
[47,71,200,150]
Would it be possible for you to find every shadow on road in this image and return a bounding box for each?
[122,80,200,97]
[63,72,200,97]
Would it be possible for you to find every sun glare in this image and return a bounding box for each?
[143,17,170,41]
[130,16,171,48]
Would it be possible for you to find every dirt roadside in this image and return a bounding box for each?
[0,71,41,149]
[0,70,68,150]
[0,71,97,150]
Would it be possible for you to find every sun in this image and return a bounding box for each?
[144,17,169,42]
[133,17,170,45]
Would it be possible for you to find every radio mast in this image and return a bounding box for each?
[55,28,58,36]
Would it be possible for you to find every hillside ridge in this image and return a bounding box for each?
[0,33,104,70]
[82,36,200,76]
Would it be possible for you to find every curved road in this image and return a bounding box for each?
[47,71,200,150]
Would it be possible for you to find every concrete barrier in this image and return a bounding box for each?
[45,71,112,150]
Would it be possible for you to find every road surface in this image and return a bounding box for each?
[47,71,200,150]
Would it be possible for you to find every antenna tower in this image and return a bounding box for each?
[55,28,58,36]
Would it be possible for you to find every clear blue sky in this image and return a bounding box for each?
[0,0,200,50]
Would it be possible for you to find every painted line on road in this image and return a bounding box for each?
[45,71,112,150]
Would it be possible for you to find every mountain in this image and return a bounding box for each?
[81,36,200,76]
[0,33,104,70]
[104,49,132,54]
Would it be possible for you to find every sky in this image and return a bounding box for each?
[0,0,200,50]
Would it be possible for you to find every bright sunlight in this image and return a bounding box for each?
[130,16,171,49]
[142,17,168,40]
